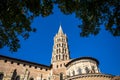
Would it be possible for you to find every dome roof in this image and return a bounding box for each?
[66,56,99,67]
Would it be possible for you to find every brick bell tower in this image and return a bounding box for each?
[51,25,70,80]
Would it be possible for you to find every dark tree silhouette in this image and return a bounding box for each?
[0,0,119,52]
[0,0,53,52]
[55,0,120,37]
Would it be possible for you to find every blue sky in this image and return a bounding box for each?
[0,5,120,75]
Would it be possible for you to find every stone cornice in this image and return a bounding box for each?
[0,55,50,69]
[65,73,114,79]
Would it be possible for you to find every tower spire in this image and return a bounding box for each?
[58,25,63,34]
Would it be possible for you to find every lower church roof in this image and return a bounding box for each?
[66,56,99,67]
[0,54,50,69]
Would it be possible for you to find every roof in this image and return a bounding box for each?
[0,55,50,68]
[66,56,99,67]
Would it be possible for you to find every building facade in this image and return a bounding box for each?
[0,25,119,80]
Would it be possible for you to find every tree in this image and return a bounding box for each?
[0,0,119,52]
[55,0,120,37]
[0,0,53,52]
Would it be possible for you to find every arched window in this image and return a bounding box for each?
[16,75,20,80]
[62,48,64,53]
[59,44,61,47]
[40,74,43,80]
[62,38,64,42]
[69,72,70,76]
[91,66,95,73]
[0,72,4,80]
[60,73,63,80]
[59,55,61,60]
[66,55,67,60]
[85,67,89,74]
[65,49,66,53]
[29,77,34,80]
[57,44,58,47]
[56,65,58,68]
[77,68,82,74]
[64,44,66,47]
[56,49,58,53]
[63,55,64,60]
[59,48,61,53]
[56,55,58,60]
[11,69,17,80]
[72,70,75,76]
[60,64,62,67]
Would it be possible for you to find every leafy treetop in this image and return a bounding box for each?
[0,0,119,52]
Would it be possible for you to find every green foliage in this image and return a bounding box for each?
[0,0,119,52]
[56,0,120,37]
[0,0,53,52]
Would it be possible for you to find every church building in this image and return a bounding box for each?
[0,25,119,80]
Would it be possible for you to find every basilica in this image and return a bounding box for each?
[0,25,119,80]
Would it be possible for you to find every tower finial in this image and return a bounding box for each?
[58,24,63,34]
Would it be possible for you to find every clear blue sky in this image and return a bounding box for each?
[0,6,120,75]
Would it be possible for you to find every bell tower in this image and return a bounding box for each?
[51,25,70,80]
[51,25,70,63]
